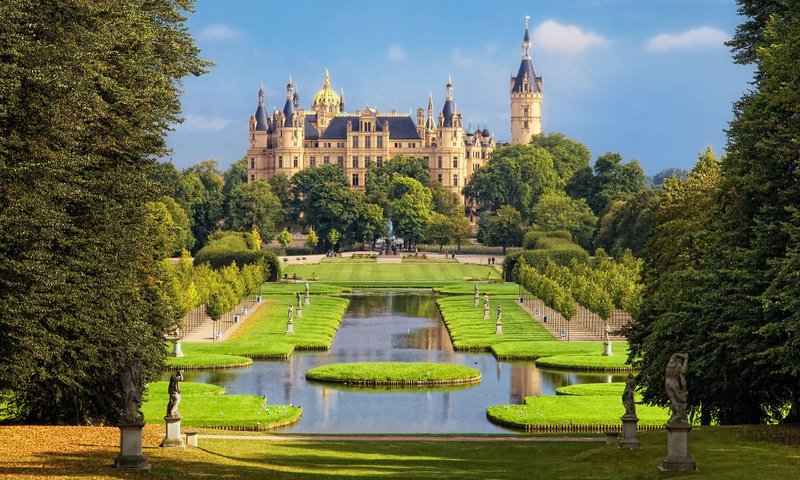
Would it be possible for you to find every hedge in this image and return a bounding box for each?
[522,230,573,249]
[503,247,589,281]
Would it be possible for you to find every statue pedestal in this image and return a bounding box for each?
[305,293,310,305]
[296,306,303,318]
[474,297,479,307]
[286,320,294,335]
[256,295,262,302]
[483,308,489,320]
[171,340,184,358]
[619,414,640,449]
[603,341,613,356]
[115,423,150,470]
[161,416,185,448]
[495,322,502,335]
[658,422,696,472]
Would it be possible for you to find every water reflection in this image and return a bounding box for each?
[173,291,625,433]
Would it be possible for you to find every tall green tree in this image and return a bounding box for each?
[224,180,281,242]
[388,176,433,249]
[0,0,208,423]
[161,196,196,255]
[566,153,645,216]
[292,165,362,248]
[267,173,294,223]
[462,144,563,214]
[479,205,524,253]
[529,132,591,183]
[530,192,598,249]
[426,213,454,252]
[593,189,660,256]
[182,162,224,250]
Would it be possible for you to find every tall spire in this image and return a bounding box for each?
[286,74,294,99]
[446,74,453,100]
[258,83,265,106]
[522,16,532,60]
[427,91,433,113]
[324,68,331,88]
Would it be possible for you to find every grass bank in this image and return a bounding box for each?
[3,424,800,478]
[535,352,633,372]
[142,381,301,431]
[283,263,500,285]
[433,282,520,295]
[305,362,481,387]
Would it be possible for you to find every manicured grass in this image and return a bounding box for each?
[167,294,350,368]
[556,382,625,396]
[490,340,608,359]
[166,353,253,369]
[321,257,377,263]
[535,352,633,372]
[141,381,301,430]
[487,395,668,430]
[433,282,521,295]
[436,295,554,352]
[4,424,800,478]
[283,263,500,285]
[258,282,351,294]
[305,362,481,387]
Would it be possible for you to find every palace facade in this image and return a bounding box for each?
[246,22,542,201]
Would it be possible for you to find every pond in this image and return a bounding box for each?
[179,290,625,433]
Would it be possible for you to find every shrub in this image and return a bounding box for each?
[285,247,314,256]
[194,230,280,281]
[503,248,589,281]
[522,230,573,249]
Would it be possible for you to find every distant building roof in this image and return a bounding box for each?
[282,98,295,127]
[319,115,421,140]
[304,114,319,140]
[512,58,540,93]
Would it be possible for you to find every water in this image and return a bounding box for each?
[178,290,625,433]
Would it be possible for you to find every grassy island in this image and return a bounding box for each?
[305,362,481,387]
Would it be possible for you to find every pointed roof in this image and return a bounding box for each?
[442,77,455,128]
[254,86,268,131]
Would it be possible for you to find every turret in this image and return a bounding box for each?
[510,16,543,144]
[283,75,296,127]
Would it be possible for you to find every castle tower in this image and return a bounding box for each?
[312,69,341,133]
[510,17,542,145]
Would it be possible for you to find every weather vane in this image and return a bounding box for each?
[525,15,530,28]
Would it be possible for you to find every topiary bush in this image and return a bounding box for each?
[194,230,280,281]
[522,230,573,249]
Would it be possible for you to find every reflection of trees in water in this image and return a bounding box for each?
[392,324,453,351]
[509,363,540,404]
[345,293,438,319]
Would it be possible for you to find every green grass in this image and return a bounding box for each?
[490,340,609,359]
[535,352,633,372]
[433,282,521,295]
[167,294,350,367]
[283,263,500,285]
[258,282,350,294]
[556,382,626,396]
[142,381,301,430]
[305,362,481,386]
[320,257,377,263]
[166,353,253,369]
[487,395,668,429]
[196,426,800,479]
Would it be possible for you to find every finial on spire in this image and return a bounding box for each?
[521,19,532,60]
[525,15,530,29]
[324,68,330,88]
[288,74,293,86]
[258,82,265,106]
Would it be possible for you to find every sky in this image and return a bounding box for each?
[165,0,754,176]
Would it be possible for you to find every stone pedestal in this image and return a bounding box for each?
[658,422,697,472]
[296,305,303,318]
[256,295,262,302]
[495,321,503,335]
[619,414,640,449]
[171,340,184,358]
[242,308,248,316]
[115,423,150,470]
[603,341,613,356]
[305,293,310,305]
[483,307,489,320]
[286,319,294,334]
[185,429,199,447]
[474,296,479,307]
[161,416,185,448]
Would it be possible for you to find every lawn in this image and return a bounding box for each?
[535,351,633,372]
[556,382,626,396]
[4,424,800,479]
[282,263,500,285]
[305,362,481,387]
[487,394,669,431]
[433,282,520,295]
[141,381,301,430]
[166,293,349,367]
[257,282,351,295]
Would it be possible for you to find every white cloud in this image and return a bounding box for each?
[179,115,232,132]
[532,20,609,54]
[388,45,406,61]
[452,48,476,67]
[646,27,729,52]
[197,24,240,42]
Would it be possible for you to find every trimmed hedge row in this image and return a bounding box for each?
[503,247,589,281]
[194,232,280,281]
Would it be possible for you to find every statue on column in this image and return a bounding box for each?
[622,373,637,417]
[166,370,184,418]
[665,353,689,424]
[120,359,145,425]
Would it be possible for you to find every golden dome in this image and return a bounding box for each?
[312,69,340,110]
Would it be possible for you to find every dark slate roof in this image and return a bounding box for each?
[482,127,490,137]
[441,99,455,128]
[283,98,295,127]
[524,27,530,43]
[304,115,319,140]
[255,105,268,131]
[512,59,540,93]
[319,115,421,140]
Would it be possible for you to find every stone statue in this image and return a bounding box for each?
[665,353,689,424]
[622,373,636,416]
[496,305,502,323]
[166,370,184,418]
[304,281,310,295]
[288,304,294,320]
[296,291,302,306]
[603,321,611,343]
[120,359,145,425]
[474,283,479,296]
[483,295,489,309]
[385,219,393,238]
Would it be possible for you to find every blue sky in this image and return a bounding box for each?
[166,0,753,175]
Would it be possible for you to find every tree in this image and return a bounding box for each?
[144,201,179,260]
[365,156,430,211]
[530,193,598,249]
[357,203,385,248]
[449,215,471,253]
[429,181,463,217]
[327,228,340,251]
[161,196,196,255]
[306,229,319,249]
[388,176,433,249]
[463,144,563,214]
[593,189,660,256]
[278,228,292,248]
[566,153,645,216]
[292,165,362,246]
[529,132,591,183]
[225,180,281,242]
[222,156,247,201]
[268,173,294,223]
[182,163,224,250]
[426,213,454,252]
[479,205,524,254]
[650,167,689,187]
[0,0,208,424]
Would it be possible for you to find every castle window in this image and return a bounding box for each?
[452,157,458,168]
[294,141,298,147]
[365,156,371,167]
[437,157,443,169]
[278,156,283,168]
[338,142,345,148]
[338,156,344,167]
[310,156,316,167]
[482,152,486,159]
[250,158,255,168]
[524,107,529,117]
[314,142,319,148]
[352,174,359,186]
[377,156,383,167]
[323,155,330,165]
[293,157,299,168]
[352,156,359,168]
[437,174,442,183]
[250,174,255,181]
[524,121,529,129]
[365,136,371,148]
[377,137,383,148]
[452,175,458,187]
[353,137,359,148]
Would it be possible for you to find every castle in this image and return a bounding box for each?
[246,21,542,202]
